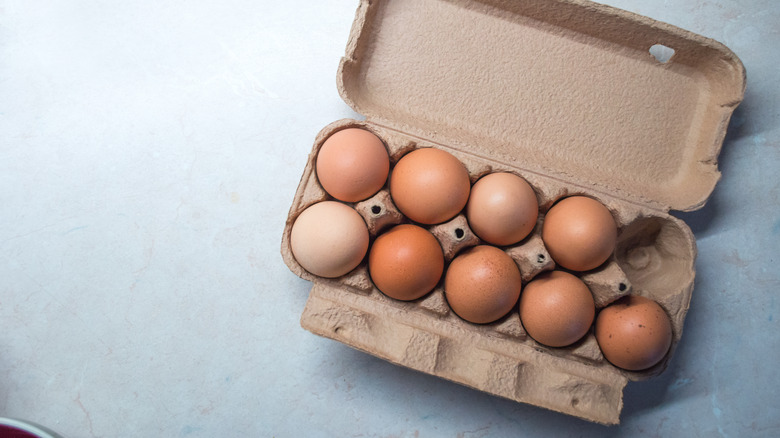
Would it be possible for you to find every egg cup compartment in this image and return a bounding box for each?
[616,215,696,304]
[612,215,696,376]
[282,0,744,425]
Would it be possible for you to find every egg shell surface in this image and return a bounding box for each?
[390,148,470,225]
[467,172,539,246]
[290,201,369,278]
[369,224,444,301]
[444,245,522,324]
[519,270,595,347]
[542,196,617,271]
[595,295,673,371]
[316,128,390,202]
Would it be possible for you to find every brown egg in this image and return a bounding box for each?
[595,295,673,371]
[541,196,617,271]
[316,128,390,202]
[466,172,538,246]
[519,270,595,347]
[444,245,522,324]
[390,148,470,224]
[290,201,369,278]
[369,224,444,301]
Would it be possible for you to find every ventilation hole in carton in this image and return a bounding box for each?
[537,254,546,264]
[619,282,627,292]
[571,398,580,407]
[454,228,465,239]
[649,44,675,63]
[371,205,382,215]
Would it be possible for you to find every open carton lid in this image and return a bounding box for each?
[337,0,745,212]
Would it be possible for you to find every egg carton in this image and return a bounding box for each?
[281,0,744,425]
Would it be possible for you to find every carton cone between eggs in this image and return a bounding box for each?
[281,0,744,425]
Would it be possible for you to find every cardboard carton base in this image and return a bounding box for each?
[301,282,628,425]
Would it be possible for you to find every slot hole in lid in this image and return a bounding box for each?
[454,228,465,239]
[371,205,382,215]
[649,44,675,63]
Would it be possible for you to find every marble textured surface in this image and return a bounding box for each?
[1,0,778,436]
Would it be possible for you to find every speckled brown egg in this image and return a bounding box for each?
[444,245,522,324]
[466,172,539,246]
[519,270,595,347]
[368,224,444,301]
[316,128,390,202]
[595,295,673,371]
[542,196,617,271]
[390,148,470,225]
[290,201,369,278]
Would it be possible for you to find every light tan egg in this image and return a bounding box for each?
[290,201,369,278]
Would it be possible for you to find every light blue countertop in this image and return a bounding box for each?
[1,0,778,436]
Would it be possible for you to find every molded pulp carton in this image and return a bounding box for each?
[282,0,745,424]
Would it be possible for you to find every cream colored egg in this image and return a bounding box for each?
[290,201,369,278]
